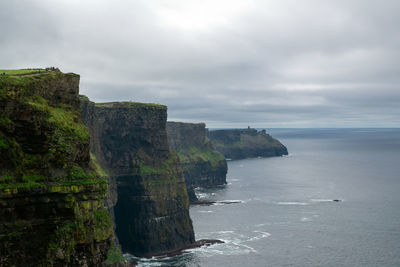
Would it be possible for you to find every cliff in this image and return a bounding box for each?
[0,71,115,266]
[207,128,288,160]
[166,122,227,202]
[81,100,195,257]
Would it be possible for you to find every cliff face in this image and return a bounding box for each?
[81,101,195,257]
[207,128,288,160]
[0,72,113,266]
[167,122,227,200]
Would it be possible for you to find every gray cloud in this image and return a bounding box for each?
[1,0,399,127]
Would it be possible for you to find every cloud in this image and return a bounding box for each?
[1,0,399,127]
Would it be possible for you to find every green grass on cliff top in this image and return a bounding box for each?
[0,70,103,192]
[177,145,225,166]
[27,99,90,142]
[95,101,166,109]
[0,70,78,87]
[0,69,45,75]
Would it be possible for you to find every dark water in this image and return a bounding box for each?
[132,128,400,267]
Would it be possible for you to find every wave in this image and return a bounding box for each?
[247,231,271,241]
[300,217,312,222]
[195,192,212,199]
[186,241,257,256]
[212,200,244,206]
[310,198,343,202]
[310,198,334,202]
[193,230,259,256]
[124,254,166,267]
[277,201,308,205]
[254,223,270,227]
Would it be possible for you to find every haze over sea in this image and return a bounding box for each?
[132,128,400,266]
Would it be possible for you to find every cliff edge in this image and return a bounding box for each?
[81,100,195,257]
[0,71,114,266]
[167,122,227,202]
[207,127,288,160]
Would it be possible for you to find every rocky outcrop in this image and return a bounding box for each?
[207,127,288,160]
[0,72,114,266]
[81,100,195,257]
[166,122,227,202]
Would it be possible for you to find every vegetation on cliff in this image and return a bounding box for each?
[139,151,190,210]
[166,122,227,204]
[0,68,45,75]
[95,101,166,110]
[0,73,97,191]
[81,99,195,257]
[207,127,288,160]
[105,244,125,265]
[176,138,225,168]
[0,71,115,265]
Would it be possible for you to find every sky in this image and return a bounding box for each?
[1,0,399,128]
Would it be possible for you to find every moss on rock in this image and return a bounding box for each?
[207,127,288,160]
[81,99,195,257]
[0,70,113,266]
[105,244,125,265]
[166,122,228,196]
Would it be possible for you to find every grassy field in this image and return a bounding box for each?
[0,69,45,75]
[95,101,167,109]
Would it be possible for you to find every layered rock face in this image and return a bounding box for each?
[207,128,288,160]
[0,72,113,266]
[167,122,227,201]
[81,101,195,257]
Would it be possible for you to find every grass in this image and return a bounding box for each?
[22,174,44,183]
[0,69,45,75]
[0,181,46,191]
[105,244,125,264]
[177,146,225,166]
[140,152,190,209]
[0,174,13,183]
[0,116,13,127]
[95,101,167,110]
[62,178,106,186]
[79,94,90,102]
[1,69,115,265]
[0,77,98,192]
[68,165,87,180]
[0,138,8,149]
[48,107,90,142]
[93,209,113,241]
[0,176,106,193]
[27,98,90,142]
[139,153,177,175]
[89,153,109,177]
[0,174,45,191]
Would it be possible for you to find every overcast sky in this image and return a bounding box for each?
[1,0,399,127]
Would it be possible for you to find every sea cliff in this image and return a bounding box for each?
[81,100,196,257]
[167,122,227,202]
[0,72,114,266]
[207,127,288,160]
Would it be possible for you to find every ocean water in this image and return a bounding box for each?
[132,128,400,267]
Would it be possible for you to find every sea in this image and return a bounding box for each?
[130,128,400,267]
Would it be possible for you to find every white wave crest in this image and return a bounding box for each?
[277,201,308,205]
[247,231,271,241]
